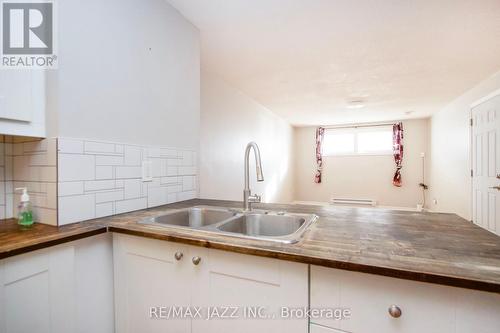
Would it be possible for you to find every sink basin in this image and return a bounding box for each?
[217,213,305,237]
[216,212,317,243]
[138,206,317,244]
[140,206,237,228]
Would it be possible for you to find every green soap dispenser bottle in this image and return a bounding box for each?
[16,187,33,227]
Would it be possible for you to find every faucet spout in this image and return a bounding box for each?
[244,142,264,211]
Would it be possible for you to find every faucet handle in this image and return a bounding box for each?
[248,194,261,203]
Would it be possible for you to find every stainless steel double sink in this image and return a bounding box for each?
[139,206,318,244]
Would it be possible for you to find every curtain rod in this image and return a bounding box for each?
[323,122,396,130]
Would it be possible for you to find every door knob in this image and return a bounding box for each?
[496,174,500,179]
[174,252,183,261]
[388,305,402,318]
[489,186,500,191]
[192,256,201,265]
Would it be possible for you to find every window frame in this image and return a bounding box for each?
[322,125,394,157]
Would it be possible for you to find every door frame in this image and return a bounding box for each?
[469,87,500,224]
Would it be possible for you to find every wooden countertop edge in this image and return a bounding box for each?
[0,227,108,260]
[2,220,499,294]
[108,225,500,294]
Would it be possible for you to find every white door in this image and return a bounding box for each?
[472,93,500,235]
[0,245,75,333]
[113,234,192,333]
[192,248,308,333]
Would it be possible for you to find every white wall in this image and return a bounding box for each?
[294,119,429,208]
[428,71,500,220]
[47,0,200,150]
[199,72,294,203]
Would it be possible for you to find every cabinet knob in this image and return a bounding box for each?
[192,256,201,265]
[388,305,402,318]
[174,252,183,261]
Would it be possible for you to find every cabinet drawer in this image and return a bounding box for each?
[311,266,456,333]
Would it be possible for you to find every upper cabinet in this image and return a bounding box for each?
[0,70,46,137]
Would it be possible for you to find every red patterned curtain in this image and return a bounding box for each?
[314,127,325,183]
[392,122,404,187]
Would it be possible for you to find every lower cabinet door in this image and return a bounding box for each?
[310,323,349,333]
[311,266,456,333]
[0,244,75,333]
[113,234,192,333]
[191,248,309,333]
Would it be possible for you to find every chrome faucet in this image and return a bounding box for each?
[243,142,264,211]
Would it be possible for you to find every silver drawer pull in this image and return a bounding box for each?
[192,256,201,265]
[388,305,402,318]
[174,252,183,261]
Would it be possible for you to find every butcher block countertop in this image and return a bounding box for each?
[1,199,500,293]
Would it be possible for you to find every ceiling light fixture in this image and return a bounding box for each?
[347,100,365,109]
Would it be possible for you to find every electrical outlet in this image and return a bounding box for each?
[142,160,153,182]
[433,199,438,205]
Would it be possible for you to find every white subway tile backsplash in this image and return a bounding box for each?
[115,166,142,179]
[4,143,12,155]
[160,148,177,158]
[182,176,195,191]
[178,165,197,176]
[96,166,113,180]
[151,159,164,177]
[12,142,24,155]
[181,150,193,166]
[95,190,124,203]
[59,194,95,225]
[59,154,95,181]
[95,155,124,166]
[124,146,142,166]
[178,191,196,201]
[84,141,118,154]
[84,180,116,192]
[160,176,180,185]
[146,147,162,158]
[39,166,57,182]
[59,181,84,196]
[167,158,180,166]
[166,166,178,176]
[56,138,198,224]
[115,197,147,214]
[4,138,58,225]
[58,138,84,154]
[167,193,177,204]
[147,187,168,207]
[96,202,114,218]
[167,185,182,194]
[123,179,142,199]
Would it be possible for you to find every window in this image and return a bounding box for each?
[323,126,393,156]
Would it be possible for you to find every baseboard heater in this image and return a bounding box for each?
[330,198,377,206]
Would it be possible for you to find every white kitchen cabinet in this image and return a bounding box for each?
[113,233,192,333]
[193,246,308,333]
[310,265,500,333]
[0,244,75,333]
[0,70,46,137]
[310,323,348,333]
[113,234,309,333]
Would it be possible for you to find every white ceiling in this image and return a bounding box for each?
[167,0,500,126]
